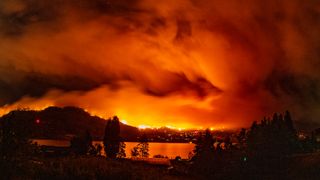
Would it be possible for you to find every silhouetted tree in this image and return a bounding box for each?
[103,116,121,158]
[192,129,214,160]
[284,110,294,131]
[0,111,37,159]
[237,128,247,149]
[247,111,299,160]
[300,135,315,153]
[224,136,232,150]
[193,132,203,158]
[131,134,149,158]
[139,134,149,158]
[190,129,217,177]
[311,129,320,150]
[117,141,126,158]
[131,146,139,157]
[70,130,94,155]
[89,143,103,156]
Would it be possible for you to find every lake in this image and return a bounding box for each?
[33,139,195,159]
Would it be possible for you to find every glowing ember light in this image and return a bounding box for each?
[35,119,41,124]
[165,125,173,129]
[138,125,151,129]
[121,120,128,125]
[165,125,183,130]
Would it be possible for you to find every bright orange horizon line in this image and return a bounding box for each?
[0,105,240,131]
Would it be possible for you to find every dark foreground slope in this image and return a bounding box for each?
[0,106,139,140]
[1,152,320,180]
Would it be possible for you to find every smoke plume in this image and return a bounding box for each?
[0,0,319,128]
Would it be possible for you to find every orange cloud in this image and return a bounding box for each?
[0,0,320,128]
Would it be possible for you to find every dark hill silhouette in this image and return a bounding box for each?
[0,106,139,140]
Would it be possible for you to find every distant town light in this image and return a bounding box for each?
[138,125,151,129]
[166,125,174,129]
[136,124,189,131]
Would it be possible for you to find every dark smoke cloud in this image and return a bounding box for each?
[0,0,319,128]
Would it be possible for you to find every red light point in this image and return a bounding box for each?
[36,119,41,124]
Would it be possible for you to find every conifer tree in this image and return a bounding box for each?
[103,116,121,158]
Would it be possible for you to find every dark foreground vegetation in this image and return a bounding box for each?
[1,152,320,180]
[1,109,320,179]
[1,157,175,180]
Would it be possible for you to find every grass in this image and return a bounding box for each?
[1,152,320,180]
[1,156,186,180]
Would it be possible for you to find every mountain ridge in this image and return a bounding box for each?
[0,106,139,141]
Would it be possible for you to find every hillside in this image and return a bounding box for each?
[0,106,139,140]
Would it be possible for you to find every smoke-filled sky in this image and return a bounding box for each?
[0,0,320,129]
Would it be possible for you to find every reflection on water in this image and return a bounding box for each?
[33,140,195,159]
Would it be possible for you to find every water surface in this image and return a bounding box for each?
[33,139,195,159]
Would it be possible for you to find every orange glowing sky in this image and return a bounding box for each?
[0,0,320,129]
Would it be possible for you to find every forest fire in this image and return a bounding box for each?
[0,0,319,129]
[1,1,320,179]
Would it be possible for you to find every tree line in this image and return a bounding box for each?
[0,113,149,160]
[189,111,320,178]
[70,116,149,159]
[1,110,319,162]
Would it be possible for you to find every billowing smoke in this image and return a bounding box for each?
[0,0,319,129]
